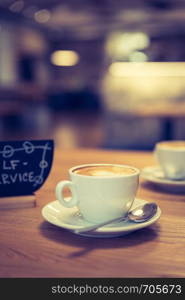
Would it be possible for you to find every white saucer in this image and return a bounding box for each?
[141,166,185,192]
[41,197,161,238]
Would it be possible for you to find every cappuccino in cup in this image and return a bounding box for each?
[56,164,139,223]
[155,141,185,180]
[73,165,136,177]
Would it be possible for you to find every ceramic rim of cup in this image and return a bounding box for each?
[156,141,185,152]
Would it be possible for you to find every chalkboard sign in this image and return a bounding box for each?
[0,140,54,197]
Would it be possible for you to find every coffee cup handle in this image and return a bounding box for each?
[55,180,79,208]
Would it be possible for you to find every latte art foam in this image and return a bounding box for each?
[73,166,136,177]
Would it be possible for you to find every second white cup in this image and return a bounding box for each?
[155,141,185,180]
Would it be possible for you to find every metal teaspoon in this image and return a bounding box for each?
[74,202,158,234]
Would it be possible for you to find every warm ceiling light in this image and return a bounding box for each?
[109,62,185,77]
[9,0,24,13]
[106,31,150,58]
[51,50,80,67]
[34,9,51,23]
[129,51,148,62]
[131,32,150,50]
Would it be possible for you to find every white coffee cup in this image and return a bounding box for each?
[55,163,139,224]
[155,141,185,180]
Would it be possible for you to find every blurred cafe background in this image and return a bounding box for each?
[1,0,185,150]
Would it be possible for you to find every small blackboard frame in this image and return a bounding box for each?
[0,139,54,198]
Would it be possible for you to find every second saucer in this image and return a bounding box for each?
[141,166,185,193]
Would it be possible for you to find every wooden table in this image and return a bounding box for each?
[0,148,185,278]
